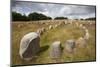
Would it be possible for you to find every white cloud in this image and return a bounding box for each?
[12,1,96,19]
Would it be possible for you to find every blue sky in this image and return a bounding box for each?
[12,1,96,19]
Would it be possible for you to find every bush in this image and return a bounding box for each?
[85,17,96,20]
[54,17,68,20]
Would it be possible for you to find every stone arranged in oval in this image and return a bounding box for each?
[64,39,76,53]
[18,24,23,28]
[76,37,87,48]
[84,32,89,40]
[49,25,53,30]
[19,32,40,61]
[85,29,89,33]
[75,22,79,27]
[54,24,58,28]
[82,26,86,30]
[50,41,62,59]
[64,21,68,24]
[36,28,44,36]
[79,24,83,28]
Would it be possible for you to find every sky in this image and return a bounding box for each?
[12,1,96,19]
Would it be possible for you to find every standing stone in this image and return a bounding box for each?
[79,24,83,28]
[36,28,43,36]
[84,32,89,40]
[18,24,23,28]
[64,39,76,53]
[64,21,68,24]
[19,32,40,61]
[76,22,79,27]
[85,29,89,33]
[36,29,41,35]
[49,25,52,30]
[41,27,45,32]
[55,24,58,28]
[82,26,86,30]
[76,37,87,48]
[50,41,62,59]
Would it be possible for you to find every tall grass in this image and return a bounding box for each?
[12,20,96,65]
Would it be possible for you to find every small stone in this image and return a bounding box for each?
[84,32,89,40]
[36,28,43,36]
[64,21,68,24]
[79,24,83,28]
[41,27,45,32]
[85,29,89,33]
[82,26,86,30]
[49,25,53,30]
[76,22,79,27]
[18,24,23,28]
[55,24,58,28]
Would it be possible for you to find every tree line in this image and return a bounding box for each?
[85,17,96,20]
[12,12,68,21]
[12,12,96,21]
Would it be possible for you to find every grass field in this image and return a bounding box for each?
[12,20,96,66]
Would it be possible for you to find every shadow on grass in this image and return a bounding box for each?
[14,45,49,65]
[38,45,49,55]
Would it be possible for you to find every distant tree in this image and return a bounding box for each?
[21,14,29,21]
[54,17,68,20]
[12,12,29,21]
[80,18,84,20]
[28,12,52,21]
[12,12,52,21]
[85,17,96,20]
[74,19,79,20]
[47,17,52,20]
[12,12,22,21]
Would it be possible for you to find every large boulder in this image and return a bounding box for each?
[19,32,40,61]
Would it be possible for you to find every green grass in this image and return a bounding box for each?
[12,20,96,65]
